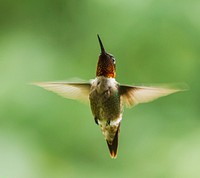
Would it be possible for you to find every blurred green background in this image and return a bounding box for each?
[0,0,199,177]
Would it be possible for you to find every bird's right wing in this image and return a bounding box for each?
[32,82,91,103]
[120,85,181,108]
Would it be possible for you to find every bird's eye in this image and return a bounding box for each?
[112,57,115,64]
[108,54,115,64]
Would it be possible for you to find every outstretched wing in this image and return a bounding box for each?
[120,85,180,108]
[33,82,91,103]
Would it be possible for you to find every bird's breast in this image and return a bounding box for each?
[89,76,122,122]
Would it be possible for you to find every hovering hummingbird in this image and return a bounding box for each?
[34,35,181,158]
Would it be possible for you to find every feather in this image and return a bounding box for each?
[106,124,120,159]
[32,82,91,103]
[120,85,181,107]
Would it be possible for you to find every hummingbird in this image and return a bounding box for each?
[33,35,181,158]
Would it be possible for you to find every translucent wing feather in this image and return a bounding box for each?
[33,82,91,103]
[120,85,180,107]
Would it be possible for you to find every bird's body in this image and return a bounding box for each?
[90,76,122,128]
[33,35,182,158]
[89,76,122,156]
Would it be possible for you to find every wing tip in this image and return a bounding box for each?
[30,82,44,87]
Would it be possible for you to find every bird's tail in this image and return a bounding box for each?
[106,124,120,158]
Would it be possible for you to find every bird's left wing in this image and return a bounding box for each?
[120,85,181,108]
[33,82,91,103]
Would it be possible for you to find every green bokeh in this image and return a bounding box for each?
[0,0,199,177]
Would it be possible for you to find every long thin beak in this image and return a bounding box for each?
[97,34,106,54]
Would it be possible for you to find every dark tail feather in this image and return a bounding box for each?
[106,124,120,159]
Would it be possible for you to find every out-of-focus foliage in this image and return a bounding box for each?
[0,0,199,177]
